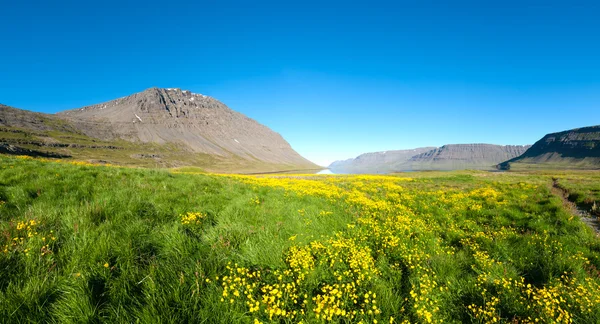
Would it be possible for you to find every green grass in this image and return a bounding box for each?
[552,172,600,214]
[0,156,347,322]
[1,155,600,323]
[506,159,600,171]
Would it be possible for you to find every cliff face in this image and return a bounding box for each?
[329,147,436,174]
[499,126,600,169]
[330,144,531,174]
[404,144,531,171]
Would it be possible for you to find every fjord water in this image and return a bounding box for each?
[316,169,335,174]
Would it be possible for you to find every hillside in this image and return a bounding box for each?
[499,125,600,170]
[0,89,317,172]
[328,147,435,174]
[402,144,531,171]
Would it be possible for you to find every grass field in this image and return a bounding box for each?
[1,155,600,323]
[553,173,600,215]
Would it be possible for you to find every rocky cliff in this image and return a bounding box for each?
[330,144,530,173]
[404,144,531,171]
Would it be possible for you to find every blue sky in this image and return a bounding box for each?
[1,0,599,166]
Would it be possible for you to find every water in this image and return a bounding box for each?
[315,169,505,175]
[316,169,335,174]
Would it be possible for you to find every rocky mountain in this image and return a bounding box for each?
[328,147,436,174]
[499,125,600,170]
[329,144,530,173]
[403,144,531,171]
[0,88,317,172]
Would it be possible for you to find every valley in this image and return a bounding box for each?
[1,91,600,324]
[3,2,599,323]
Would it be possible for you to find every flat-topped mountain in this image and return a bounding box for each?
[403,144,531,171]
[329,147,436,174]
[0,88,317,172]
[499,125,600,170]
[329,144,530,173]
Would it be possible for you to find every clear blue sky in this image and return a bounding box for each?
[1,0,599,166]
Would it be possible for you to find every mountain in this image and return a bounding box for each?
[328,147,436,174]
[0,88,317,172]
[329,144,530,173]
[499,125,600,170]
[403,144,531,171]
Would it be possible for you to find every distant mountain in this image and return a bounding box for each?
[329,144,530,173]
[0,88,317,172]
[329,147,436,174]
[403,144,531,171]
[499,125,600,170]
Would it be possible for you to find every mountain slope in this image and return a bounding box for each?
[402,144,531,171]
[1,88,317,172]
[58,88,314,167]
[499,125,600,170]
[328,147,436,174]
[0,104,80,133]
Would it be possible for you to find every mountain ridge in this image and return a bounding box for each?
[329,147,436,174]
[404,143,531,171]
[330,144,530,173]
[499,125,600,170]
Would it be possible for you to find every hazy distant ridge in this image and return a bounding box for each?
[403,144,530,171]
[330,144,530,173]
[329,147,436,174]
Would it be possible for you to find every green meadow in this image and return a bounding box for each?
[1,155,599,323]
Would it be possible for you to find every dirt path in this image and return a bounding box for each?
[551,179,600,235]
